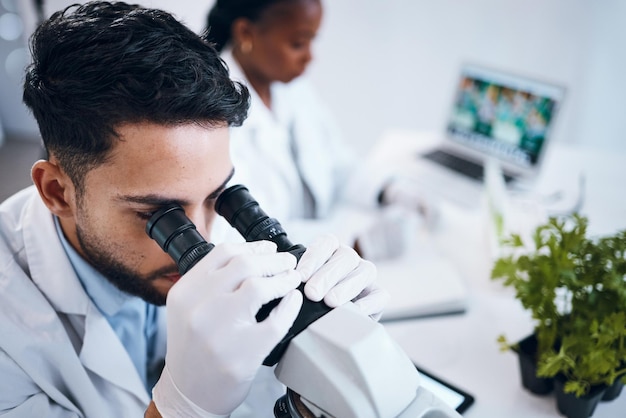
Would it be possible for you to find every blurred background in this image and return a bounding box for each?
[1,0,625,199]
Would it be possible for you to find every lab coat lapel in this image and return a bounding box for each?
[239,88,305,214]
[290,105,334,217]
[24,189,90,316]
[80,303,150,404]
[24,191,150,405]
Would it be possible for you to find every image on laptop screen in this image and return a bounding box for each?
[446,65,565,171]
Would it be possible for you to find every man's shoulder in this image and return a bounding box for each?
[0,186,38,216]
[0,186,38,241]
[0,186,42,278]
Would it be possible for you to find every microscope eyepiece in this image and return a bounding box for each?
[215,184,306,259]
[145,204,214,275]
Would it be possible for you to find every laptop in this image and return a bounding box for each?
[412,64,566,208]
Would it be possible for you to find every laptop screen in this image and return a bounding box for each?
[446,65,565,170]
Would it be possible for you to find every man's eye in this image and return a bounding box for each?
[136,211,154,220]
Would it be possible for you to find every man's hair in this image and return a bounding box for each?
[23,1,250,192]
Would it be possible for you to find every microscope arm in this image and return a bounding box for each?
[274,303,463,418]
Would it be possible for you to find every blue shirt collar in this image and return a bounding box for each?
[53,216,133,316]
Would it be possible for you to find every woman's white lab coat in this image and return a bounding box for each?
[221,49,389,224]
[0,187,283,417]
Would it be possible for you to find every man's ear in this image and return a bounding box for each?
[31,160,76,218]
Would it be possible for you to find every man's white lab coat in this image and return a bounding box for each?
[0,187,283,417]
[0,187,160,416]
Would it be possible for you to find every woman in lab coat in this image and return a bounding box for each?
[205,0,437,259]
[206,0,391,225]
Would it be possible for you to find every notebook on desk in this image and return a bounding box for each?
[377,252,468,322]
[412,64,566,208]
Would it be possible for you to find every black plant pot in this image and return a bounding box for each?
[516,334,554,395]
[554,374,606,418]
[601,376,624,401]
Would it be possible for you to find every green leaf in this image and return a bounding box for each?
[538,347,575,377]
[496,334,518,352]
[491,256,515,280]
[564,380,589,397]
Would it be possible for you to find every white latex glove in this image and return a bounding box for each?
[153,241,303,417]
[296,234,389,321]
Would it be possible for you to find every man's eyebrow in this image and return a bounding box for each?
[116,168,235,206]
[115,194,190,207]
[208,168,235,199]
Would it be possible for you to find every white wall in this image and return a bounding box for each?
[307,0,626,154]
[154,0,626,154]
[309,0,590,154]
[575,1,626,152]
[7,0,626,154]
[0,0,39,139]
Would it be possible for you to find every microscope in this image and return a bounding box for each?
[146,185,462,418]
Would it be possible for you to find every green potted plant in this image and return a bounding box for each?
[491,214,626,418]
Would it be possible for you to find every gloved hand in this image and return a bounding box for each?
[152,241,303,417]
[296,234,389,321]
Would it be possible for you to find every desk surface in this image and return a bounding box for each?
[369,131,626,417]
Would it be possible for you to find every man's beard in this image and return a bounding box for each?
[75,224,170,306]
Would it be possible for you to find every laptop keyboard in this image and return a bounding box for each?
[422,149,514,183]
[422,149,484,180]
